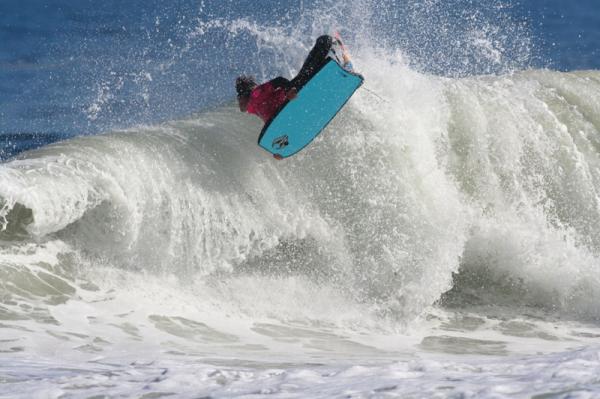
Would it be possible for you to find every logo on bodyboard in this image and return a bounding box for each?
[272,135,289,150]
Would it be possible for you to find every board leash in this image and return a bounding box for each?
[361,86,390,103]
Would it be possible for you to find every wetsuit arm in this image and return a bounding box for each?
[269,77,291,90]
[270,76,297,100]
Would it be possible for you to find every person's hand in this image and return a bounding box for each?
[286,88,298,100]
[273,154,283,160]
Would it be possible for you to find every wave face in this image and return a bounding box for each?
[2,64,600,323]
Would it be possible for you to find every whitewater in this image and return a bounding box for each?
[2,1,600,397]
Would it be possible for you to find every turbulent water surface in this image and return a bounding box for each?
[1,1,600,398]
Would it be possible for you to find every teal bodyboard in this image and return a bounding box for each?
[258,59,364,158]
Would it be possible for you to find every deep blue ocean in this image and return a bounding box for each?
[1,0,599,159]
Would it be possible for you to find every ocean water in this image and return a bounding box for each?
[1,0,600,398]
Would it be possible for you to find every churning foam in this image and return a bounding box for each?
[1,61,600,323]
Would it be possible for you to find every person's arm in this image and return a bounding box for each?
[270,77,298,100]
[269,76,290,89]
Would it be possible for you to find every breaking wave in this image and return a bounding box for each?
[2,63,600,322]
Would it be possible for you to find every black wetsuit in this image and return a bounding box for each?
[267,35,334,92]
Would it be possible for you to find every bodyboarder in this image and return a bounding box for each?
[235,33,354,129]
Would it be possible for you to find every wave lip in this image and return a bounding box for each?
[0,152,107,238]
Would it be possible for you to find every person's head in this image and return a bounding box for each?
[235,75,257,112]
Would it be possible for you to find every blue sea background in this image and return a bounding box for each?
[1,0,599,159]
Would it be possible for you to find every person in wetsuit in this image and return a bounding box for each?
[236,34,353,124]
